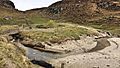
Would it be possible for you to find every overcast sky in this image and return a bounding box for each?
[10,0,61,11]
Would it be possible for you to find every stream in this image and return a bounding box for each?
[13,42,86,68]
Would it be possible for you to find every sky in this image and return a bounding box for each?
[10,0,61,11]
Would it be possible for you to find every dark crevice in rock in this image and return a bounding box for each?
[9,32,24,41]
[31,60,54,68]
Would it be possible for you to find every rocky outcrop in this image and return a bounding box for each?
[0,0,15,9]
[30,0,120,23]
[97,0,120,10]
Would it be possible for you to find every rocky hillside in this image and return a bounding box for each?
[26,0,120,23]
[0,0,25,21]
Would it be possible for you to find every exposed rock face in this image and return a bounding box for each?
[0,0,15,9]
[39,0,92,22]
[35,0,120,23]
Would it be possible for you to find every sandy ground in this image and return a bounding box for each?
[51,38,120,68]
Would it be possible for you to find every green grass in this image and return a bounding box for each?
[0,18,15,25]
[0,25,18,34]
[84,21,120,36]
[28,16,49,24]
[35,20,65,29]
[21,26,94,43]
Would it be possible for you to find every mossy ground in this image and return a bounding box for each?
[21,20,99,43]
[84,17,120,36]
[21,26,89,43]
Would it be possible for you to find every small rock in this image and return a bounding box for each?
[106,64,110,67]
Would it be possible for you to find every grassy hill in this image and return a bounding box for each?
[24,0,120,36]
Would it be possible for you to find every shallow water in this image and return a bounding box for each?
[15,42,84,63]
